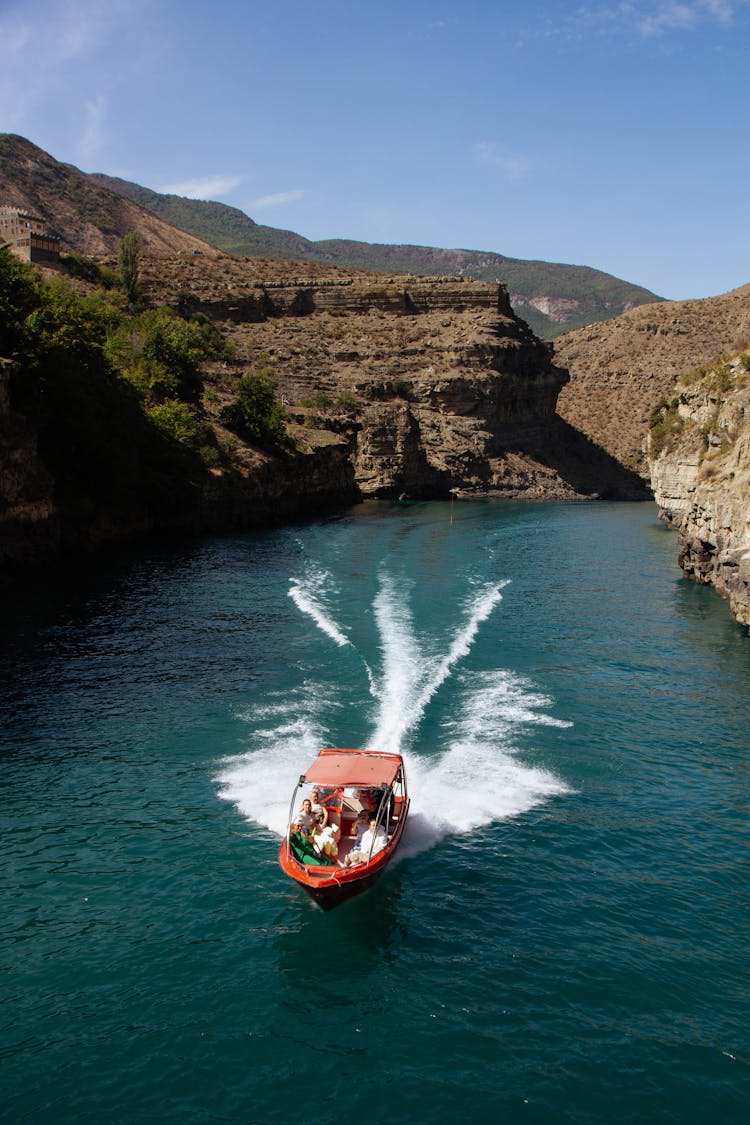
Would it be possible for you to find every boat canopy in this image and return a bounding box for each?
[304,749,402,788]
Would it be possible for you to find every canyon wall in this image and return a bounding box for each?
[648,355,750,628]
[184,269,648,502]
[0,261,648,576]
[0,360,58,571]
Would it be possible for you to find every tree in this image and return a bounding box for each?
[118,231,141,306]
[219,369,289,450]
[0,248,40,356]
[105,306,227,405]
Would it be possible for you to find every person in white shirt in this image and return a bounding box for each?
[310,788,340,837]
[345,817,387,867]
[347,809,369,851]
[294,798,315,832]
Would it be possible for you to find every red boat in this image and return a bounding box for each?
[278,748,409,910]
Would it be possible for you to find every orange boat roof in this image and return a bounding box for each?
[304,748,403,787]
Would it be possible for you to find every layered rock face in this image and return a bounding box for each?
[1,256,650,575]
[648,355,750,628]
[179,267,646,501]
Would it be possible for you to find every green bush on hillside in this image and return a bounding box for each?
[60,252,118,289]
[1,249,207,520]
[106,307,228,405]
[0,250,42,355]
[219,369,290,451]
[649,397,684,456]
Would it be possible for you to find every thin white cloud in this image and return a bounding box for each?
[536,1,743,42]
[0,0,155,138]
[247,190,306,210]
[78,93,106,161]
[475,142,529,178]
[159,175,242,200]
[634,0,735,35]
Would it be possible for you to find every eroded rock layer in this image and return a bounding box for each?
[166,264,647,502]
[648,355,750,628]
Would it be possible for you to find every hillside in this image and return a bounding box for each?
[0,135,215,257]
[555,283,750,476]
[88,169,662,340]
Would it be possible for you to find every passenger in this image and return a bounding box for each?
[345,816,387,867]
[311,787,340,838]
[294,798,315,832]
[311,813,339,858]
[356,788,377,812]
[348,809,369,849]
[310,788,329,827]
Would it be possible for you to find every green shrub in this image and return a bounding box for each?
[60,252,117,289]
[0,249,41,355]
[649,397,684,455]
[335,391,364,415]
[147,400,205,449]
[219,369,290,450]
[2,251,205,521]
[106,306,227,405]
[118,231,141,306]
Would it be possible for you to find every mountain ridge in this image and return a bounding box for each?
[87,167,662,340]
[0,135,216,257]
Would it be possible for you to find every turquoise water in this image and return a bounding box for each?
[1,501,748,1123]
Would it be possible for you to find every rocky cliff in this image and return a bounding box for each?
[88,166,662,341]
[648,353,750,628]
[140,258,647,502]
[1,249,650,575]
[556,283,750,477]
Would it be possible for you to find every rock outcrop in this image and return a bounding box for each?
[556,283,750,477]
[648,354,750,628]
[172,266,648,502]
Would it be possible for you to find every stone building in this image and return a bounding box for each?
[0,206,60,263]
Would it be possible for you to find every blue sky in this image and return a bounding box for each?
[2,0,749,300]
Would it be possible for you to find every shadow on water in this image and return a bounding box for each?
[272,869,408,989]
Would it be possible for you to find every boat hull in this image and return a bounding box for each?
[303,866,384,911]
[278,798,409,910]
[279,748,409,910]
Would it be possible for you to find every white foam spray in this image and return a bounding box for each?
[216,563,570,855]
[288,568,350,648]
[216,681,334,836]
[401,670,570,857]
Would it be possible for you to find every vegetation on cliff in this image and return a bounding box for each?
[649,349,750,461]
[556,282,750,476]
[0,249,254,530]
[648,347,750,628]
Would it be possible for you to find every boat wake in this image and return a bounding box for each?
[288,568,351,649]
[216,564,570,855]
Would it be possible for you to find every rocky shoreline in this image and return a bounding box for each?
[648,353,750,628]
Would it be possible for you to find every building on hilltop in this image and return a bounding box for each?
[0,206,60,263]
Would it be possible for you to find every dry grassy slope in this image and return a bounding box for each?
[135,251,360,294]
[0,135,215,257]
[554,283,750,476]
